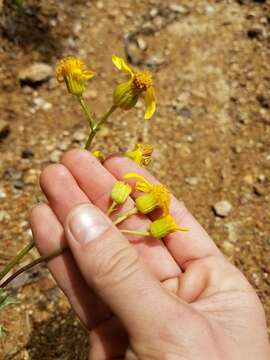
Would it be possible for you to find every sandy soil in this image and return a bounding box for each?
[0,0,269,358]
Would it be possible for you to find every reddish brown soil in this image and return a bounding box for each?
[0,0,269,358]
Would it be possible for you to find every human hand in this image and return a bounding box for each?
[30,149,270,359]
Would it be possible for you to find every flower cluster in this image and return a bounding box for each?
[108,174,188,239]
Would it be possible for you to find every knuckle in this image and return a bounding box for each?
[40,163,68,188]
[92,240,140,290]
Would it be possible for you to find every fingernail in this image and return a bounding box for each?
[67,204,109,244]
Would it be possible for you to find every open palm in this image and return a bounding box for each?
[30,149,270,359]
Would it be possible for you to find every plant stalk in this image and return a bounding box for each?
[0,241,35,282]
[0,246,67,289]
[77,95,95,132]
[120,229,150,237]
[113,207,138,225]
[84,104,118,150]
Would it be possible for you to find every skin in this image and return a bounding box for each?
[30,149,270,359]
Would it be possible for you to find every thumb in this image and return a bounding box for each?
[64,203,170,331]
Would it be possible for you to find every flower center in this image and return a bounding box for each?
[132,70,153,92]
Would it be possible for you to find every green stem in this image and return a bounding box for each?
[107,201,117,216]
[84,104,118,150]
[77,95,95,132]
[0,241,35,282]
[0,246,67,289]
[113,207,138,225]
[120,229,150,237]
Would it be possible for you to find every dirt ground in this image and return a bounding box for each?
[0,0,269,358]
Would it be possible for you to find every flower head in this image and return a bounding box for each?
[125,143,153,166]
[56,57,95,96]
[111,181,132,205]
[149,214,188,239]
[112,55,156,120]
[124,173,170,214]
[92,150,105,162]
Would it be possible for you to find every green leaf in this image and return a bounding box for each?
[0,325,8,337]
[0,289,18,311]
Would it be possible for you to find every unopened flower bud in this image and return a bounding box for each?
[149,215,188,239]
[111,181,132,205]
[135,193,157,214]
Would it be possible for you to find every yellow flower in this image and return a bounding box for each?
[149,214,188,239]
[56,57,95,96]
[125,143,153,167]
[111,181,132,205]
[92,150,105,162]
[124,173,170,214]
[112,55,156,120]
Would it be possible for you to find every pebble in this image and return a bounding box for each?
[0,186,6,199]
[185,177,198,186]
[21,148,34,159]
[57,140,70,151]
[72,130,86,142]
[213,200,232,217]
[0,210,10,222]
[222,241,235,256]
[50,150,62,163]
[0,119,10,139]
[14,179,25,190]
[137,37,148,51]
[169,4,188,14]
[225,222,238,243]
[84,89,98,100]
[19,63,53,84]
[33,97,52,111]
[73,22,82,37]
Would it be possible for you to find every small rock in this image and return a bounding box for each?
[14,179,25,190]
[137,37,148,50]
[225,222,238,243]
[222,241,234,256]
[150,8,158,17]
[33,97,52,111]
[185,177,198,186]
[19,63,53,85]
[21,148,34,159]
[57,140,70,151]
[0,119,10,140]
[72,130,86,142]
[147,53,165,67]
[24,170,38,185]
[169,4,188,14]
[0,186,6,199]
[96,1,104,9]
[243,174,253,185]
[84,89,98,100]
[50,150,62,163]
[73,22,82,37]
[213,200,232,217]
[0,210,10,222]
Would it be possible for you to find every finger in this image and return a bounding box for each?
[39,163,90,223]
[30,203,110,329]
[64,203,182,332]
[104,155,221,269]
[60,149,180,280]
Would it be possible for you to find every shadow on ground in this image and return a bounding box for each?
[25,310,88,360]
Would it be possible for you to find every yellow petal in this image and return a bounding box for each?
[82,70,96,80]
[124,173,152,191]
[144,86,156,120]
[112,55,133,76]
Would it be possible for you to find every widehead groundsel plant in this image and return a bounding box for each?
[0,53,188,334]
